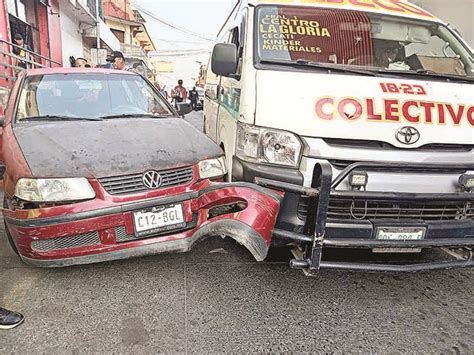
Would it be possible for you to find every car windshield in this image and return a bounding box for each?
[15,73,174,121]
[256,6,474,79]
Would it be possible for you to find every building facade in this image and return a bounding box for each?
[103,0,156,79]
[59,0,120,67]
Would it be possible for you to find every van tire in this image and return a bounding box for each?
[3,196,19,256]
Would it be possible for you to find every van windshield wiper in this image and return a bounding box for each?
[374,68,474,83]
[98,113,171,120]
[20,115,102,122]
[259,59,377,77]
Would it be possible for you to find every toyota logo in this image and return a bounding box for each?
[395,126,420,145]
[142,170,162,189]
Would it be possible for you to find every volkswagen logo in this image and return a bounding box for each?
[395,126,421,145]
[142,170,162,189]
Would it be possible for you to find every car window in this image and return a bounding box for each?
[15,73,174,121]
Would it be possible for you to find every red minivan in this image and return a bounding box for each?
[0,68,281,267]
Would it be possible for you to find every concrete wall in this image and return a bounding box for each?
[413,0,474,48]
[59,5,84,66]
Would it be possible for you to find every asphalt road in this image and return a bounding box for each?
[1,111,473,353]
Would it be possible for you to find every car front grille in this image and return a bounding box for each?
[298,196,474,221]
[31,231,100,252]
[99,166,194,195]
[114,226,135,243]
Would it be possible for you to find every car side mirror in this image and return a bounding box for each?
[211,43,239,78]
[176,102,193,116]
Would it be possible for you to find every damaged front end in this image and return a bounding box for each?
[3,181,282,267]
[256,162,474,275]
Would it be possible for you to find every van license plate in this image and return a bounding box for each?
[373,227,426,253]
[133,204,185,236]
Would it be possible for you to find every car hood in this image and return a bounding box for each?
[14,117,222,178]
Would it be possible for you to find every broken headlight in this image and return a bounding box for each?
[15,178,96,202]
[199,157,227,179]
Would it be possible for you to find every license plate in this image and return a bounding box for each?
[373,227,426,253]
[133,204,185,237]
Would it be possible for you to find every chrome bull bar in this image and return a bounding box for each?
[255,161,474,274]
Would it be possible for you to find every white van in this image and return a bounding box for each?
[204,0,474,273]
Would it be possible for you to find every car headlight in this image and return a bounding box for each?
[236,123,302,167]
[15,178,96,202]
[199,157,227,179]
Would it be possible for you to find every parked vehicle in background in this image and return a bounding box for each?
[204,0,474,274]
[0,68,281,267]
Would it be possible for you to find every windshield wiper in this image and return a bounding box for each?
[374,68,474,83]
[21,115,102,122]
[259,59,377,77]
[98,113,171,120]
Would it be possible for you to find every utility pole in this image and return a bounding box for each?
[96,0,101,50]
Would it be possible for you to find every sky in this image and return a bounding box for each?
[134,0,237,89]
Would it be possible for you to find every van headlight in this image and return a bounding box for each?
[15,178,96,202]
[236,123,302,167]
[199,157,227,179]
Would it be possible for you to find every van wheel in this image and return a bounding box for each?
[3,196,19,255]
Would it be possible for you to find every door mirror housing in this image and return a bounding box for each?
[176,102,193,116]
[211,43,239,78]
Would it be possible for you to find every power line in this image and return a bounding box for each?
[131,2,215,42]
[154,37,209,45]
[150,50,211,57]
[154,53,210,57]
[151,48,210,53]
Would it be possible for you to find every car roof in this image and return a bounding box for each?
[25,67,138,77]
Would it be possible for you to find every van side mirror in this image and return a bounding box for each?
[176,102,193,116]
[211,43,239,77]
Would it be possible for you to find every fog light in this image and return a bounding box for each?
[349,172,368,190]
[459,174,474,191]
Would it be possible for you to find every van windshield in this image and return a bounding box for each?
[16,73,174,122]
[256,6,474,79]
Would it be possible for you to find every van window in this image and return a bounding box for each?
[255,6,473,78]
[230,27,240,48]
[230,21,245,75]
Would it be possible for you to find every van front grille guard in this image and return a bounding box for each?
[255,161,474,274]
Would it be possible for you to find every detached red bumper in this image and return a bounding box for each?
[3,182,281,267]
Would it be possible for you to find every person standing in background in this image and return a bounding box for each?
[74,57,91,68]
[12,34,31,69]
[106,51,131,71]
[172,80,187,109]
[189,86,199,110]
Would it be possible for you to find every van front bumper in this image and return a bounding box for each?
[4,182,281,267]
[234,157,474,273]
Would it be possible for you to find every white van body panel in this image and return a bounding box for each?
[255,70,474,148]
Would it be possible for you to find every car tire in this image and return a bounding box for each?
[3,196,19,256]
